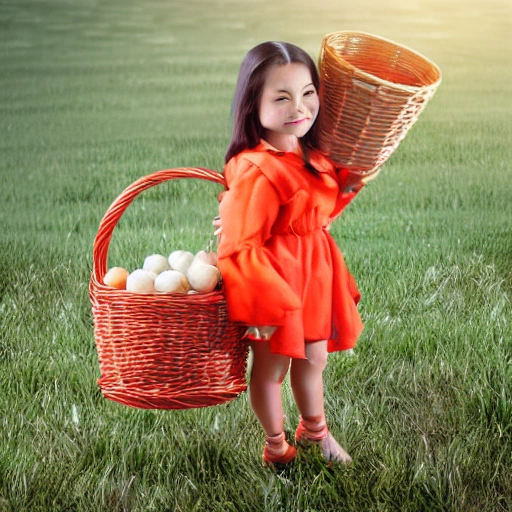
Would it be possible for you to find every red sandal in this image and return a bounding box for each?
[262,432,297,469]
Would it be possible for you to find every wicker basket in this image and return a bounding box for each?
[89,168,248,410]
[318,31,442,175]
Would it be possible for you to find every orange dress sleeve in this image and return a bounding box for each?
[217,159,301,327]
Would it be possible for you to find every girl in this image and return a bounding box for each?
[216,41,375,468]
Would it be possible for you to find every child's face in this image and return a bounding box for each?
[258,63,319,151]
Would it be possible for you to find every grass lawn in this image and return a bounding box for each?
[1,0,511,510]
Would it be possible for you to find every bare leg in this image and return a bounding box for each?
[249,341,294,459]
[290,340,328,418]
[290,341,352,464]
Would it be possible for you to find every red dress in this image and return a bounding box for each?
[217,142,364,358]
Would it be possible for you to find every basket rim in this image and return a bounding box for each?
[321,30,442,93]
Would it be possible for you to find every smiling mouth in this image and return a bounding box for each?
[285,118,308,125]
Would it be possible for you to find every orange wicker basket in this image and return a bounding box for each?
[318,31,442,175]
[89,168,248,410]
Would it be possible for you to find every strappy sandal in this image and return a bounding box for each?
[262,432,297,470]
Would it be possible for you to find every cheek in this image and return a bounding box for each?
[310,98,320,116]
[259,106,280,127]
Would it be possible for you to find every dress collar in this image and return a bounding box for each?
[257,139,304,158]
[252,140,332,174]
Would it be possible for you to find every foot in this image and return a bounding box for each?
[317,432,352,464]
[295,416,352,465]
[262,432,297,469]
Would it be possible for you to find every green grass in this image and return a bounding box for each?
[1,0,511,510]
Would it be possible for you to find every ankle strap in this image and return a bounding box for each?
[265,432,286,446]
[299,415,329,441]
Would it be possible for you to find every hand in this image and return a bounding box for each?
[244,326,277,341]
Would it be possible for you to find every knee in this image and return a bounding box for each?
[251,354,290,385]
[305,345,328,372]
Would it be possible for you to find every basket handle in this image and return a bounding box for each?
[92,167,226,285]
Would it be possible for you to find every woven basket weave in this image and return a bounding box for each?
[89,168,248,410]
[318,31,442,175]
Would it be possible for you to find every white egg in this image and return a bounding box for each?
[168,250,183,268]
[126,269,156,293]
[143,254,171,275]
[169,250,194,275]
[154,270,190,293]
[187,263,221,293]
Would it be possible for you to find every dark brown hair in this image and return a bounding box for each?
[225,41,322,169]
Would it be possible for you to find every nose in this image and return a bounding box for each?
[293,96,304,113]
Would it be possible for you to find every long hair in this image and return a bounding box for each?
[225,41,322,168]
